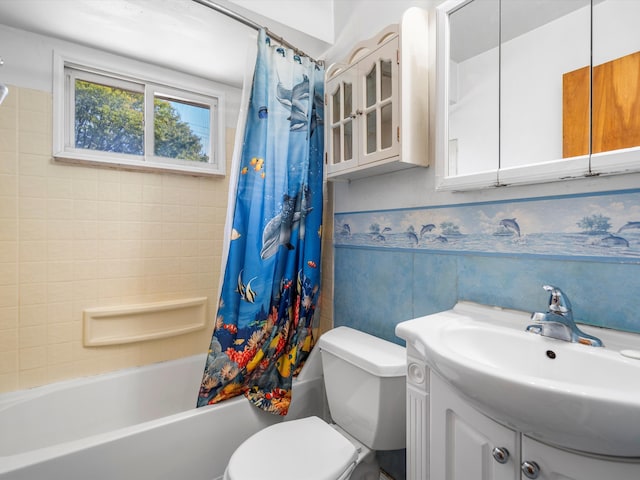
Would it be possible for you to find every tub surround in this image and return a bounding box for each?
[82,297,208,346]
[0,85,234,394]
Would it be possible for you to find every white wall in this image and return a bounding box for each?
[324,0,434,65]
[0,24,242,128]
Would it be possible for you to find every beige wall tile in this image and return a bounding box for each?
[0,173,17,197]
[19,175,47,197]
[1,87,232,393]
[0,198,17,220]
[0,262,17,286]
[0,372,18,393]
[19,305,46,327]
[0,328,17,352]
[19,345,47,370]
[0,351,18,375]
[18,154,48,177]
[0,306,18,330]
[0,284,18,308]
[0,241,17,263]
[18,367,47,389]
[19,325,46,349]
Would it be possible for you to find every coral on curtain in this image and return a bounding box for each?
[197,30,324,415]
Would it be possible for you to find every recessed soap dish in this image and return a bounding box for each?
[620,350,640,360]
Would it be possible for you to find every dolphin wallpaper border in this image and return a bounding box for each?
[334,188,640,263]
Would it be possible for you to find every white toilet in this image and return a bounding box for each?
[223,326,406,480]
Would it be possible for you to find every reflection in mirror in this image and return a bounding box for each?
[331,84,341,163]
[447,0,499,177]
[381,59,393,149]
[366,63,376,107]
[381,60,392,100]
[329,79,355,165]
[344,82,353,160]
[501,0,590,169]
[366,63,376,154]
[367,109,377,153]
[591,0,640,156]
[441,0,640,190]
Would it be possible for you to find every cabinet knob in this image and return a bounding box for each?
[491,447,510,464]
[521,460,540,479]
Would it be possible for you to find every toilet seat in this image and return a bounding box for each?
[225,416,358,480]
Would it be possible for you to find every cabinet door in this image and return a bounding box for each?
[325,66,358,174]
[430,373,518,480]
[522,436,640,480]
[358,38,400,166]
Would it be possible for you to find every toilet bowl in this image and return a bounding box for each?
[223,327,406,480]
[224,417,359,480]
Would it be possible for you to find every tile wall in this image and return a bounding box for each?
[333,190,640,345]
[0,86,234,393]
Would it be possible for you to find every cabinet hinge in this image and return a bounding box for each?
[324,94,328,106]
[397,49,400,65]
[397,126,400,142]
[324,152,328,164]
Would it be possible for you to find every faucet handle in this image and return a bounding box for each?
[542,285,572,314]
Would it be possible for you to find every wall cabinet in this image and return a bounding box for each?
[436,0,640,191]
[428,372,640,480]
[325,8,428,181]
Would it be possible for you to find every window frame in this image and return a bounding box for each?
[53,51,226,177]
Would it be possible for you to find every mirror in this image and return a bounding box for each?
[447,0,499,178]
[590,0,640,174]
[438,0,640,190]
[500,0,590,169]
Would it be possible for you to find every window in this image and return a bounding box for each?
[54,52,225,176]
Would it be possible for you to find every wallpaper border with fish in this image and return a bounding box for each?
[334,188,640,264]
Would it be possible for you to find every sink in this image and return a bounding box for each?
[396,302,640,457]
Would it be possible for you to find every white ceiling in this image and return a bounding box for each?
[0,0,334,88]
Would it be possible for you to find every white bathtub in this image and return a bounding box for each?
[0,350,327,480]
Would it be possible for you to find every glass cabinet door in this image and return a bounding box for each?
[326,66,358,173]
[358,38,399,165]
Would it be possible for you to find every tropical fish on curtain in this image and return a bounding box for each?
[197,30,324,415]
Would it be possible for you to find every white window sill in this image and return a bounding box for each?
[53,151,225,178]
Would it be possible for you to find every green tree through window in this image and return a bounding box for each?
[74,80,209,162]
[154,98,209,162]
[75,80,144,155]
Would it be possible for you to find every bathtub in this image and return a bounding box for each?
[0,349,327,480]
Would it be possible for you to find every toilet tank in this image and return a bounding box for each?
[317,327,406,450]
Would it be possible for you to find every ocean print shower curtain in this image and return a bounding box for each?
[197,30,324,415]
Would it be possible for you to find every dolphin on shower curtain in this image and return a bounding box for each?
[197,30,324,415]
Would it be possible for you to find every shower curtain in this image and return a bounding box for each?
[197,30,324,415]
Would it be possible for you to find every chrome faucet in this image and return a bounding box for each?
[526,285,603,347]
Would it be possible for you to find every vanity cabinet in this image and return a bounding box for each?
[429,372,640,480]
[325,7,428,181]
[430,373,519,480]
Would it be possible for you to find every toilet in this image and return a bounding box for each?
[223,326,406,480]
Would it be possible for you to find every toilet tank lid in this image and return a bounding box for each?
[317,327,406,377]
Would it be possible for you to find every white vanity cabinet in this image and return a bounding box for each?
[324,7,428,181]
[429,372,640,480]
[430,373,519,480]
[521,436,640,480]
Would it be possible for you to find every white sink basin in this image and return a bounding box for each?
[396,302,640,457]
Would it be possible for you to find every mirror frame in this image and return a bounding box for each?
[435,0,640,192]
